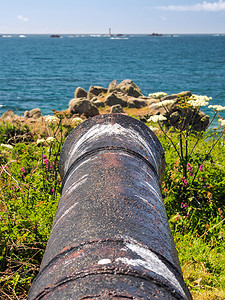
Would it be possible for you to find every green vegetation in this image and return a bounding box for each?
[160,133,225,299]
[0,108,224,299]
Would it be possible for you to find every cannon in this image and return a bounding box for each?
[28,114,192,299]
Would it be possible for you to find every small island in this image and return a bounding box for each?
[50,34,62,38]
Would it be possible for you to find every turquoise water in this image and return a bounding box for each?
[0,34,225,123]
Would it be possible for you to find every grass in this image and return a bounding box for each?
[175,233,225,299]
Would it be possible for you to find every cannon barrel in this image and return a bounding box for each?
[28,114,192,299]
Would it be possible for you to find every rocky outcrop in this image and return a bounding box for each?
[108,80,118,94]
[148,91,209,131]
[127,98,147,108]
[91,98,105,108]
[24,108,42,119]
[105,92,127,107]
[168,108,209,132]
[68,82,209,132]
[1,110,15,120]
[69,98,99,118]
[74,87,88,99]
[88,86,108,100]
[110,104,124,113]
[118,79,142,97]
[108,79,142,98]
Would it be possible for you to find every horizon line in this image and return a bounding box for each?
[1,32,225,35]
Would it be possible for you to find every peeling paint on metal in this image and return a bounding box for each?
[98,259,112,265]
[52,202,78,230]
[62,173,88,196]
[133,195,161,217]
[116,240,186,297]
[66,123,158,175]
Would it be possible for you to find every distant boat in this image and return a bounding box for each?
[19,35,26,38]
[50,35,62,38]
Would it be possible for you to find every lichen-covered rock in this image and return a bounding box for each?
[127,98,147,108]
[177,91,192,98]
[110,104,124,113]
[24,111,30,119]
[107,79,142,98]
[191,111,209,132]
[30,108,42,119]
[149,102,166,116]
[161,91,192,102]
[166,106,209,132]
[88,86,108,100]
[91,98,105,108]
[118,79,142,97]
[74,87,88,98]
[105,92,127,107]
[84,104,99,118]
[1,110,15,120]
[108,80,118,94]
[24,108,42,119]
[146,98,160,106]
[69,98,99,117]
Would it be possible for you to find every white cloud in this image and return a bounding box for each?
[18,15,28,22]
[157,0,225,12]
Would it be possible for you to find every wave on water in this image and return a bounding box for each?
[2,35,12,38]
[0,105,6,107]
[110,37,129,40]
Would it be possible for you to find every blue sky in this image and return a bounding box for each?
[1,0,225,34]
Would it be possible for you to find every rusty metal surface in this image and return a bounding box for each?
[28,114,192,299]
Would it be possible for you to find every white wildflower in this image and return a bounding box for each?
[148,92,167,99]
[71,117,83,125]
[149,126,159,131]
[148,115,167,123]
[218,119,225,127]
[156,100,175,107]
[208,105,225,112]
[45,115,60,123]
[46,137,55,143]
[0,144,13,149]
[188,94,211,107]
[36,138,45,145]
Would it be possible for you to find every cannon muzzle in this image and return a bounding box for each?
[28,114,192,299]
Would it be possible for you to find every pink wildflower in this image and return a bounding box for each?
[42,154,47,159]
[21,167,25,173]
[180,176,188,187]
[176,214,180,221]
[187,163,193,176]
[199,164,204,171]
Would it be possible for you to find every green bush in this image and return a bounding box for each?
[0,121,33,145]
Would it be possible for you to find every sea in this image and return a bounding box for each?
[0,34,225,126]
